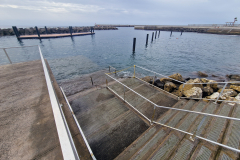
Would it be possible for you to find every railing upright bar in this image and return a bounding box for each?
[214,83,227,104]
[3,49,12,64]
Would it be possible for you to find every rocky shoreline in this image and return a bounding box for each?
[0,26,118,36]
[141,73,240,105]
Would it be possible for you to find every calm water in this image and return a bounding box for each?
[0,27,240,81]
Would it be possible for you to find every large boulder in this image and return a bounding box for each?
[184,87,202,98]
[202,86,213,96]
[207,92,220,100]
[164,82,177,92]
[153,79,164,89]
[198,71,208,77]
[201,78,218,90]
[169,73,184,82]
[160,73,184,83]
[217,89,238,100]
[226,74,240,81]
[141,76,153,83]
[230,85,240,92]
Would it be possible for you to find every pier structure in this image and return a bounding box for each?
[12,26,95,39]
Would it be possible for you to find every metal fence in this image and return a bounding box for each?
[105,65,240,153]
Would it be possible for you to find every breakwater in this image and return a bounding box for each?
[0,26,118,36]
[135,25,240,35]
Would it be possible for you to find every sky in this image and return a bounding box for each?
[0,0,239,27]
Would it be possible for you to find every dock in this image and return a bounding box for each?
[0,47,93,159]
[19,32,95,39]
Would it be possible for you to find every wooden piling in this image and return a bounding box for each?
[35,26,41,39]
[158,30,160,38]
[181,30,183,35]
[152,32,154,42]
[155,31,157,39]
[12,26,20,39]
[45,26,48,34]
[133,38,136,52]
[170,30,172,37]
[146,34,149,45]
[69,26,72,36]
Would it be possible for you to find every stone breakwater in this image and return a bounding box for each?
[0,26,118,36]
[135,26,240,35]
[141,73,240,105]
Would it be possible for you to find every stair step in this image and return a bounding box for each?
[76,96,129,136]
[85,107,149,160]
[216,104,240,160]
[109,78,143,94]
[189,103,234,160]
[168,102,218,160]
[129,100,197,160]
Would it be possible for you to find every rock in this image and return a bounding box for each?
[201,78,218,90]
[207,92,219,99]
[227,74,240,81]
[178,78,203,97]
[164,82,177,92]
[202,86,213,96]
[141,76,152,83]
[160,77,171,83]
[235,93,240,102]
[230,85,240,92]
[184,87,202,98]
[169,73,184,82]
[198,71,208,77]
[212,74,218,77]
[225,97,236,106]
[154,79,164,89]
[202,99,209,103]
[229,80,240,86]
[217,89,238,100]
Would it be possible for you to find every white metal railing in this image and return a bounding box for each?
[60,87,97,160]
[39,46,80,160]
[105,72,240,153]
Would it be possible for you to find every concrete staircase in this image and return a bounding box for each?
[70,77,240,160]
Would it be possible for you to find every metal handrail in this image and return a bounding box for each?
[105,74,240,121]
[60,87,97,160]
[39,46,80,160]
[105,74,240,153]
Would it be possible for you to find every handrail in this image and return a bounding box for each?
[105,74,240,121]
[39,46,80,160]
[0,45,39,49]
[60,87,97,160]
[105,74,240,153]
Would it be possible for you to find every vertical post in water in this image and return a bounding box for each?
[158,30,160,38]
[45,26,48,34]
[133,38,136,52]
[91,27,92,33]
[69,26,72,36]
[90,77,93,85]
[170,30,172,37]
[146,34,149,45]
[155,31,157,39]
[12,26,20,39]
[35,26,41,39]
[151,32,154,42]
[181,30,183,36]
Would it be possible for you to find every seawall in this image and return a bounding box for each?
[134,25,240,35]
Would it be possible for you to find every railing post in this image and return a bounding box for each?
[151,105,156,125]
[152,73,155,85]
[124,86,125,102]
[214,83,227,104]
[133,65,136,78]
[106,79,108,87]
[3,48,12,64]
[180,83,185,99]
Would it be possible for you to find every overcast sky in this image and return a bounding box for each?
[0,0,239,27]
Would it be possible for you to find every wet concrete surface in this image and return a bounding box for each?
[0,60,92,160]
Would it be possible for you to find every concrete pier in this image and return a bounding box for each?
[0,60,92,159]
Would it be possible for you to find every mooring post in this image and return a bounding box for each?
[45,26,48,34]
[35,26,41,39]
[155,31,157,39]
[170,30,172,37]
[90,77,93,85]
[158,30,160,38]
[146,34,149,45]
[12,26,20,39]
[133,38,136,52]
[151,32,154,42]
[109,66,110,72]
[181,30,183,35]
[91,27,92,33]
[93,27,94,33]
[69,26,72,36]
